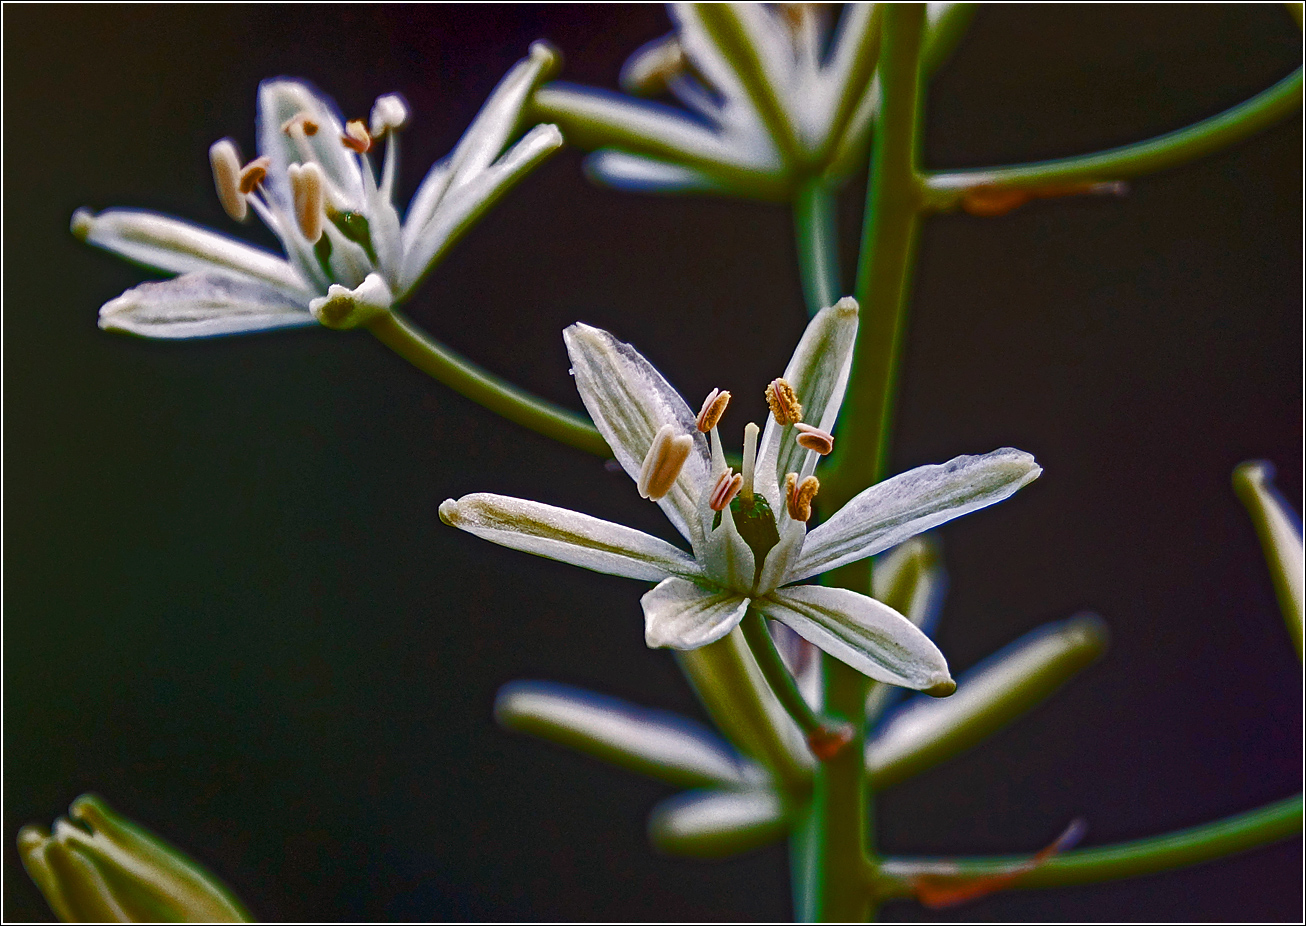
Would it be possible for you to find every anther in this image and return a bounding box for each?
[794,422,834,455]
[288,162,325,244]
[209,139,247,222]
[696,388,731,433]
[281,113,320,136]
[766,378,803,426]
[237,156,270,196]
[369,94,409,138]
[786,473,820,522]
[709,469,744,512]
[620,34,687,96]
[342,120,372,154]
[638,424,693,501]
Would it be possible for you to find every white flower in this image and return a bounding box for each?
[534,4,969,199]
[440,298,1042,692]
[75,44,564,339]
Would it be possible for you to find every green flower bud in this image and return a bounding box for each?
[18,794,252,923]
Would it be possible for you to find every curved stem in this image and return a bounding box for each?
[366,310,610,458]
[925,68,1303,199]
[740,608,823,735]
[793,180,844,315]
[876,794,1303,898]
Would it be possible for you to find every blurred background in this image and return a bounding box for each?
[4,5,1301,921]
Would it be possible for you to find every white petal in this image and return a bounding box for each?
[398,124,563,294]
[494,680,751,788]
[563,323,712,546]
[648,788,786,858]
[760,585,952,691]
[869,614,1108,788]
[97,272,315,340]
[73,209,312,300]
[757,297,858,496]
[585,149,727,195]
[792,448,1042,582]
[256,78,363,212]
[439,493,699,582]
[641,577,749,650]
[817,3,880,152]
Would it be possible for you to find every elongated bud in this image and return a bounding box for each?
[961,181,1127,217]
[341,119,372,154]
[696,388,731,432]
[288,161,325,243]
[18,794,252,922]
[794,423,834,455]
[638,424,693,501]
[806,722,854,761]
[766,378,803,426]
[369,93,410,137]
[208,139,247,222]
[786,473,820,522]
[709,469,744,512]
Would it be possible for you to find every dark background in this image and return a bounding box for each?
[4,4,1301,921]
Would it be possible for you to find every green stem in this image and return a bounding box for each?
[793,180,844,315]
[875,794,1303,898]
[925,68,1303,199]
[740,608,823,735]
[366,311,610,458]
[793,8,930,922]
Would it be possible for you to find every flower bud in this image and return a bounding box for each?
[18,794,251,922]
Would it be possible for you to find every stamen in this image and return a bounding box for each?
[209,139,247,222]
[342,120,372,154]
[794,422,834,455]
[696,388,731,433]
[740,422,759,502]
[237,156,270,195]
[369,94,409,138]
[620,34,687,96]
[786,473,820,522]
[280,113,320,136]
[709,469,744,512]
[638,424,693,501]
[288,162,325,244]
[766,378,803,426]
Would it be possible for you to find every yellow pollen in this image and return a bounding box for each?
[786,473,819,522]
[766,378,803,426]
[638,424,693,501]
[696,389,731,433]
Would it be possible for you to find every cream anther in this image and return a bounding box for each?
[209,139,247,222]
[766,378,803,426]
[795,422,834,455]
[288,162,325,244]
[709,469,744,512]
[696,388,731,433]
[740,422,760,501]
[621,34,687,96]
[786,473,820,522]
[369,94,409,137]
[637,424,693,501]
[237,156,270,196]
[342,120,372,154]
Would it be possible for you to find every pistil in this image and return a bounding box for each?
[740,422,759,502]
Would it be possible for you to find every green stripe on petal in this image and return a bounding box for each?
[792,448,1041,582]
[641,577,749,649]
[439,493,700,582]
[760,585,952,691]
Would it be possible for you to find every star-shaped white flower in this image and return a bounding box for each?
[534,4,968,199]
[75,44,563,339]
[440,298,1042,692]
